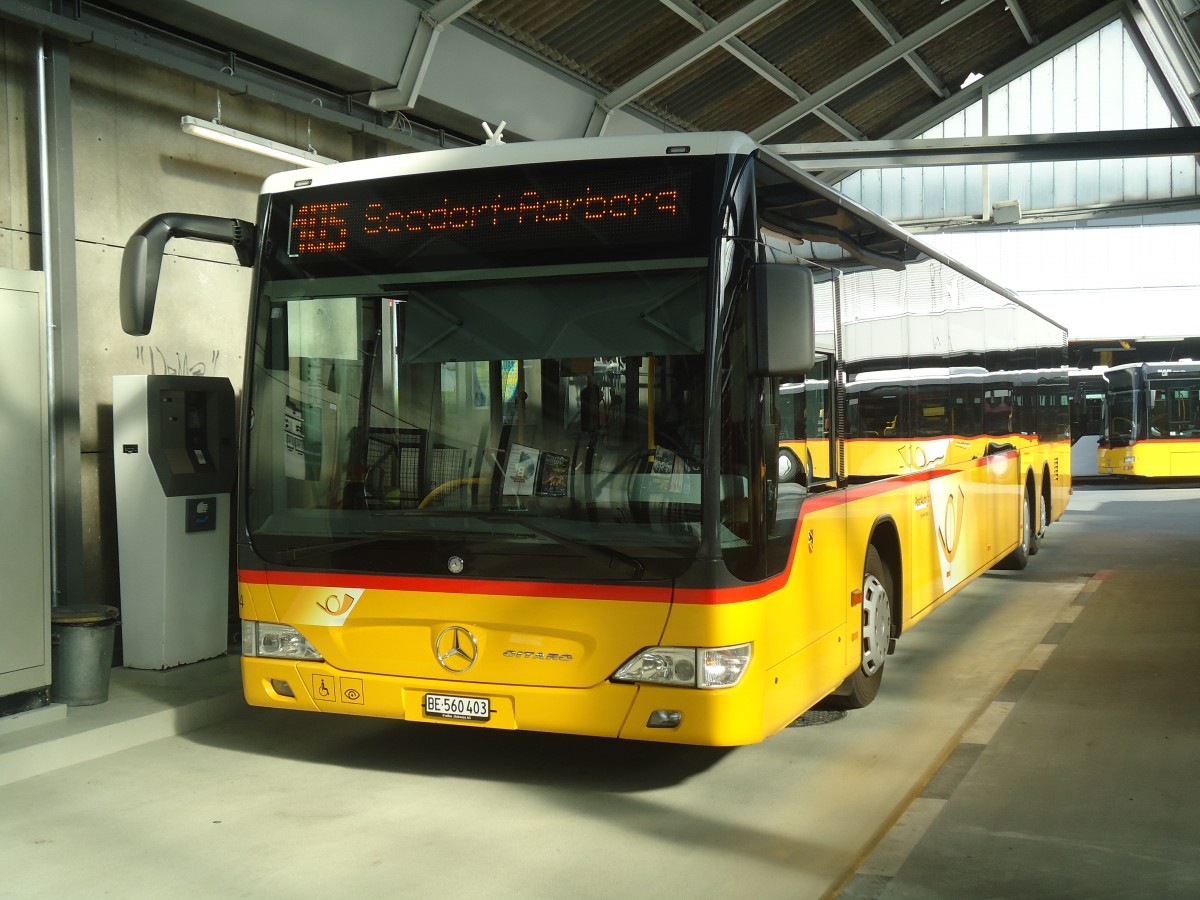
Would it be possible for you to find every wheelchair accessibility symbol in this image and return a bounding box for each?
[313,674,335,702]
[311,675,364,705]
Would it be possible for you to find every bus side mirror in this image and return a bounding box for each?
[754,262,816,376]
[119,214,256,336]
[120,228,165,337]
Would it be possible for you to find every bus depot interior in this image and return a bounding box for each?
[3,2,1200,897]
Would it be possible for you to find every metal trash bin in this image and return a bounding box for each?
[50,604,120,706]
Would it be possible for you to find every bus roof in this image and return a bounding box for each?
[1105,360,1200,375]
[259,131,760,195]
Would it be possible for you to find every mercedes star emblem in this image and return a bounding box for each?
[434,625,478,673]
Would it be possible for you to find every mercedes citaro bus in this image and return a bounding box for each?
[119,132,1069,746]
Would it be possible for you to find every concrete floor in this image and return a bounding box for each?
[841,482,1200,899]
[0,483,1196,899]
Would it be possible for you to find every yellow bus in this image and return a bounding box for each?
[1070,368,1108,478]
[1099,361,1200,477]
[834,367,1070,551]
[120,132,1069,746]
[781,365,1070,552]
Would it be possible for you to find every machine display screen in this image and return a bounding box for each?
[265,156,718,275]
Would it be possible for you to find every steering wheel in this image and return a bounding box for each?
[418,477,490,509]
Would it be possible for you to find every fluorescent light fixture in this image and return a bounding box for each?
[180,115,336,167]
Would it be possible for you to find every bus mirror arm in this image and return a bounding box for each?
[119,213,256,336]
[753,262,816,376]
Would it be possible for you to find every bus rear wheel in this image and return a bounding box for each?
[817,546,893,710]
[998,486,1036,569]
[1037,488,1050,543]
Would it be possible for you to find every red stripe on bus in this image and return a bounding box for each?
[240,456,1013,609]
[238,568,673,603]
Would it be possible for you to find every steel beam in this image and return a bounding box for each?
[0,0,465,152]
[850,0,951,98]
[771,125,1200,167]
[811,1,1128,183]
[751,0,996,141]
[369,0,484,111]
[1006,0,1039,45]
[587,0,789,135]
[1126,0,1200,125]
[659,0,867,139]
[36,36,85,608]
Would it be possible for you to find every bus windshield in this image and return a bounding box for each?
[246,264,712,581]
[1104,367,1138,445]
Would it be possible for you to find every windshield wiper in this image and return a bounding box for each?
[488,517,645,579]
[275,515,646,579]
[277,534,405,562]
[276,510,504,562]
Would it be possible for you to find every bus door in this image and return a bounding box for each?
[780,356,845,661]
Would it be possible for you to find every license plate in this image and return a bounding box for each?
[423,693,491,721]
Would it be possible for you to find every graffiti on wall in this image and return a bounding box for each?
[136,346,221,376]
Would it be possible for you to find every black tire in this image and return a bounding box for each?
[1027,484,1041,557]
[997,486,1035,570]
[817,545,893,710]
[778,447,801,483]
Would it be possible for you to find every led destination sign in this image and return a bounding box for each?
[292,184,683,253]
[274,159,714,272]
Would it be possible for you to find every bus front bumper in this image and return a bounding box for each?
[242,657,769,746]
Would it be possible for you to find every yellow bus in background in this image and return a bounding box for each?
[832,367,1069,552]
[782,365,1070,569]
[1070,368,1108,478]
[1100,361,1200,478]
[120,132,1070,746]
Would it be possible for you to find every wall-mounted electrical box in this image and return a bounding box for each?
[0,269,51,702]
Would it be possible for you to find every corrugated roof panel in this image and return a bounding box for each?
[471,0,695,90]
[914,0,1117,101]
[766,114,858,145]
[918,4,1032,95]
[1019,0,1119,41]
[779,117,848,144]
[742,0,890,98]
[828,61,936,137]
[874,0,1107,48]
[643,46,796,133]
[874,0,963,40]
[572,4,697,88]
[695,0,759,20]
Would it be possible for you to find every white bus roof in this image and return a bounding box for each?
[260,131,759,195]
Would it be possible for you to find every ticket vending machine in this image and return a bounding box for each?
[113,374,236,669]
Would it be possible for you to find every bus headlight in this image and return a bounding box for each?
[701,645,753,687]
[242,621,323,661]
[613,643,751,688]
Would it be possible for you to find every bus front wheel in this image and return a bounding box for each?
[779,447,802,484]
[817,546,893,710]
